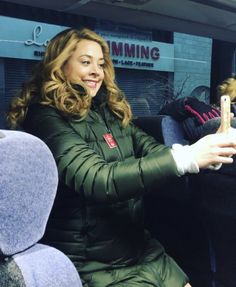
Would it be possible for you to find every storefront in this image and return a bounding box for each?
[0,15,211,128]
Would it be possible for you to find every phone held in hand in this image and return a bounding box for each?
[221,95,231,133]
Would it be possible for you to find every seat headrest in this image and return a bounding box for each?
[161,116,188,146]
[0,130,58,256]
[201,117,236,137]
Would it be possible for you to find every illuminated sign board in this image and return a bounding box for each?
[0,16,174,71]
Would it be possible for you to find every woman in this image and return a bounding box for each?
[7,28,236,287]
[217,77,236,115]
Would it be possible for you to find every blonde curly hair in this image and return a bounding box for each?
[217,77,236,103]
[7,28,132,128]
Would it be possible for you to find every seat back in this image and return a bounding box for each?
[0,130,82,286]
[134,115,213,287]
[13,244,82,287]
[0,130,58,256]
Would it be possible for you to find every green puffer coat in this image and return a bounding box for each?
[23,101,189,287]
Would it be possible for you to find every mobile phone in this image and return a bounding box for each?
[220,95,231,133]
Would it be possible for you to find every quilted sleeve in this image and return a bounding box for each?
[24,106,179,204]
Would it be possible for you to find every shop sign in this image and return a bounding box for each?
[0,16,67,60]
[0,16,174,71]
[105,37,173,71]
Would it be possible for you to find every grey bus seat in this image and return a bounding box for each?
[0,130,82,287]
[134,115,213,287]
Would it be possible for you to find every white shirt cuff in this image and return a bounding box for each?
[171,144,199,176]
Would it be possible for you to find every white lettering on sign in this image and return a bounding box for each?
[24,25,49,47]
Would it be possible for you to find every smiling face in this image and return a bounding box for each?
[63,39,105,97]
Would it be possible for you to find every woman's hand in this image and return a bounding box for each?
[216,113,234,133]
[189,130,236,169]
